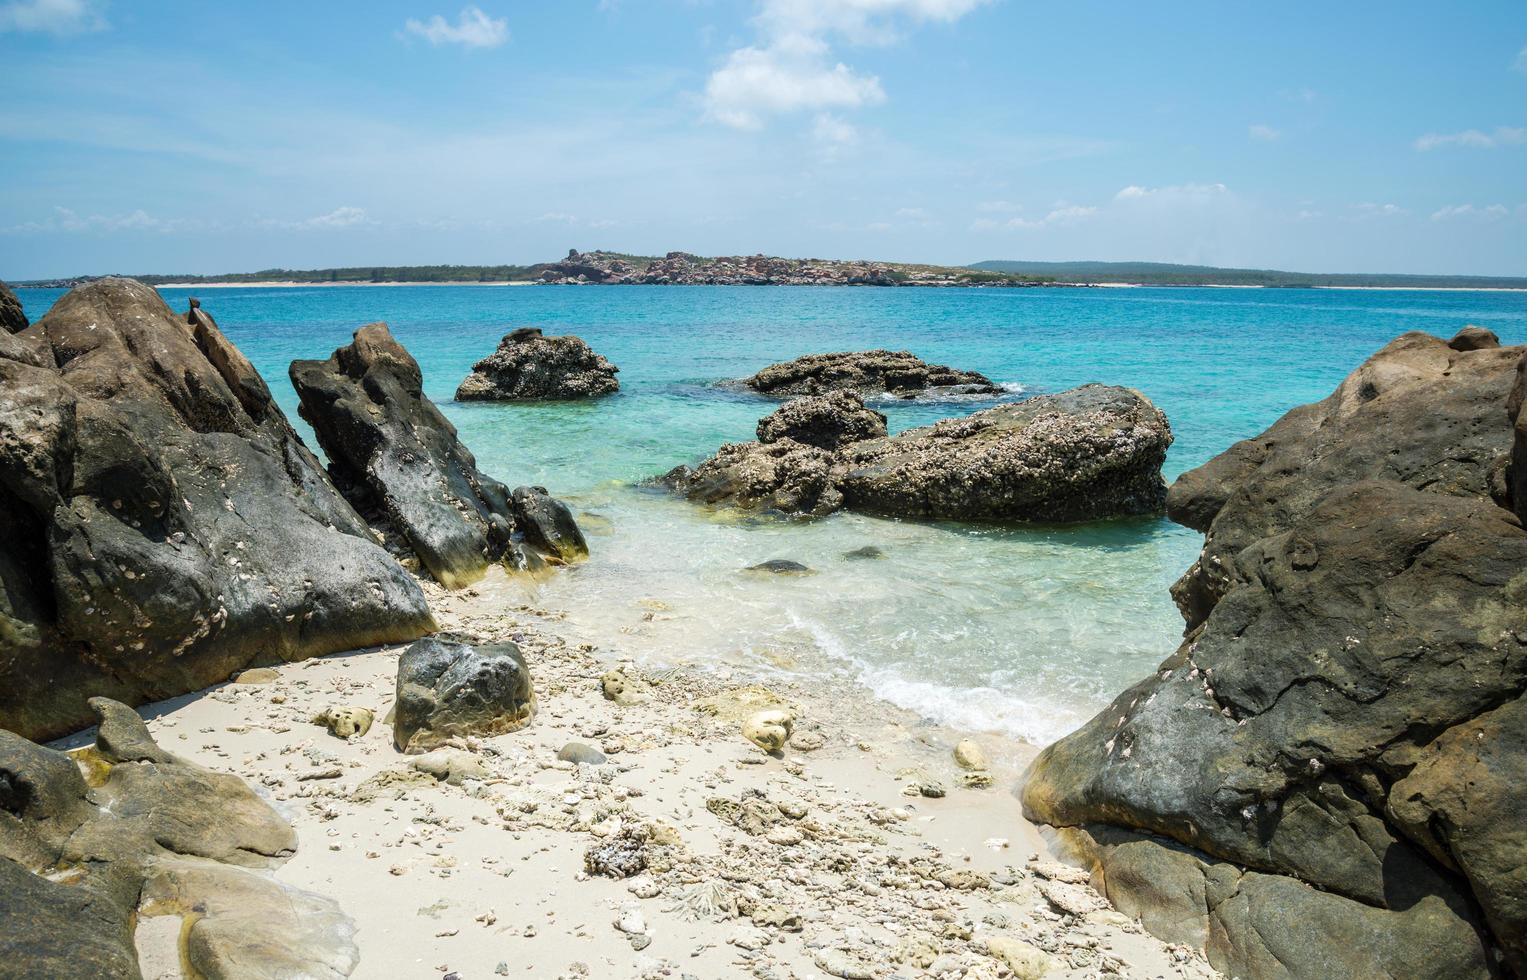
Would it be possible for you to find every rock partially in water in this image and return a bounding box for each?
[0,698,357,978]
[838,384,1172,522]
[661,439,843,517]
[0,279,26,333]
[842,545,886,560]
[455,327,619,401]
[745,349,1002,398]
[292,322,585,587]
[393,637,536,753]
[0,279,434,741]
[1165,330,1523,628]
[1024,478,1523,975]
[755,391,887,451]
[744,559,812,575]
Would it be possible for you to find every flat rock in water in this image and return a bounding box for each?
[455,327,619,401]
[744,559,812,574]
[0,279,433,741]
[745,349,1002,398]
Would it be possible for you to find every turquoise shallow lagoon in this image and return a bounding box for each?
[19,284,1527,743]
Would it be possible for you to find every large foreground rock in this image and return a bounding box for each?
[744,349,1002,398]
[0,279,434,741]
[456,326,619,400]
[0,698,358,978]
[0,280,25,333]
[664,385,1171,524]
[1510,349,1527,522]
[1166,328,1521,628]
[291,323,587,588]
[1023,328,1527,978]
[393,637,535,753]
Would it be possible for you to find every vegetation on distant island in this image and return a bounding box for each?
[969,260,1527,289]
[13,254,1525,290]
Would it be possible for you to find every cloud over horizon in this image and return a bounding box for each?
[404,5,508,49]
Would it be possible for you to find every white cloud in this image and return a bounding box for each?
[1430,203,1509,222]
[704,0,985,128]
[2,206,188,234]
[1413,126,1526,151]
[980,204,1098,230]
[1248,124,1280,142]
[404,6,508,49]
[1514,45,1527,73]
[1349,202,1407,219]
[812,112,860,145]
[0,0,106,34]
[977,200,1021,213]
[256,207,372,231]
[1114,182,1229,203]
[705,34,883,129]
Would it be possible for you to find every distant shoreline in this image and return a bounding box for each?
[148,280,541,289]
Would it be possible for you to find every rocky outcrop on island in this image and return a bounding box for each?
[455,326,620,401]
[663,385,1171,523]
[538,249,1046,287]
[745,349,1004,399]
[1021,326,1527,979]
[0,279,434,742]
[0,697,358,978]
[0,280,25,333]
[292,323,588,588]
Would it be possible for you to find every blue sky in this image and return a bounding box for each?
[1,0,1524,278]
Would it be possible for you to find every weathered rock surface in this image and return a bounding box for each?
[455,326,619,400]
[0,698,358,978]
[0,280,25,333]
[663,384,1171,523]
[755,391,887,450]
[838,385,1171,522]
[1166,329,1523,628]
[393,637,535,753]
[1510,350,1527,522]
[291,322,586,588]
[0,279,434,741]
[1024,328,1527,979]
[745,349,1002,398]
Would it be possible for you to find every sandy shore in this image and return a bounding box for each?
[60,568,1216,979]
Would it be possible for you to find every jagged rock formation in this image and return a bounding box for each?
[0,698,358,978]
[291,323,588,588]
[1510,349,1527,522]
[455,327,619,401]
[1021,326,1527,979]
[0,280,25,333]
[0,279,434,741]
[745,350,1003,398]
[663,385,1171,523]
[538,249,1046,287]
[393,637,535,753]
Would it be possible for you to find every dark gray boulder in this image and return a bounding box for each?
[1024,482,1518,977]
[838,385,1171,522]
[0,279,434,741]
[1510,350,1527,523]
[744,349,1002,398]
[755,391,887,450]
[455,327,619,400]
[0,280,25,334]
[291,323,586,588]
[0,698,357,978]
[393,637,535,753]
[511,485,588,562]
[1166,330,1522,629]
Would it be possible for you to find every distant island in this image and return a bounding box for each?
[14,250,1527,290]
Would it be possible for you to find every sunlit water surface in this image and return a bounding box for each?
[19,284,1527,743]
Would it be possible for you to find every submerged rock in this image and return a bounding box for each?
[1023,330,1527,979]
[744,559,812,575]
[755,391,887,450]
[0,698,357,978]
[393,637,535,753]
[745,349,1002,398]
[0,280,25,333]
[291,322,586,587]
[455,327,619,400]
[0,279,433,741]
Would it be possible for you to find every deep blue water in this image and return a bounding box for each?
[17,284,1527,743]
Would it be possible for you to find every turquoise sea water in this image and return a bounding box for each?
[17,284,1527,743]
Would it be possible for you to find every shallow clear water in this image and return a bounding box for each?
[18,284,1527,742]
